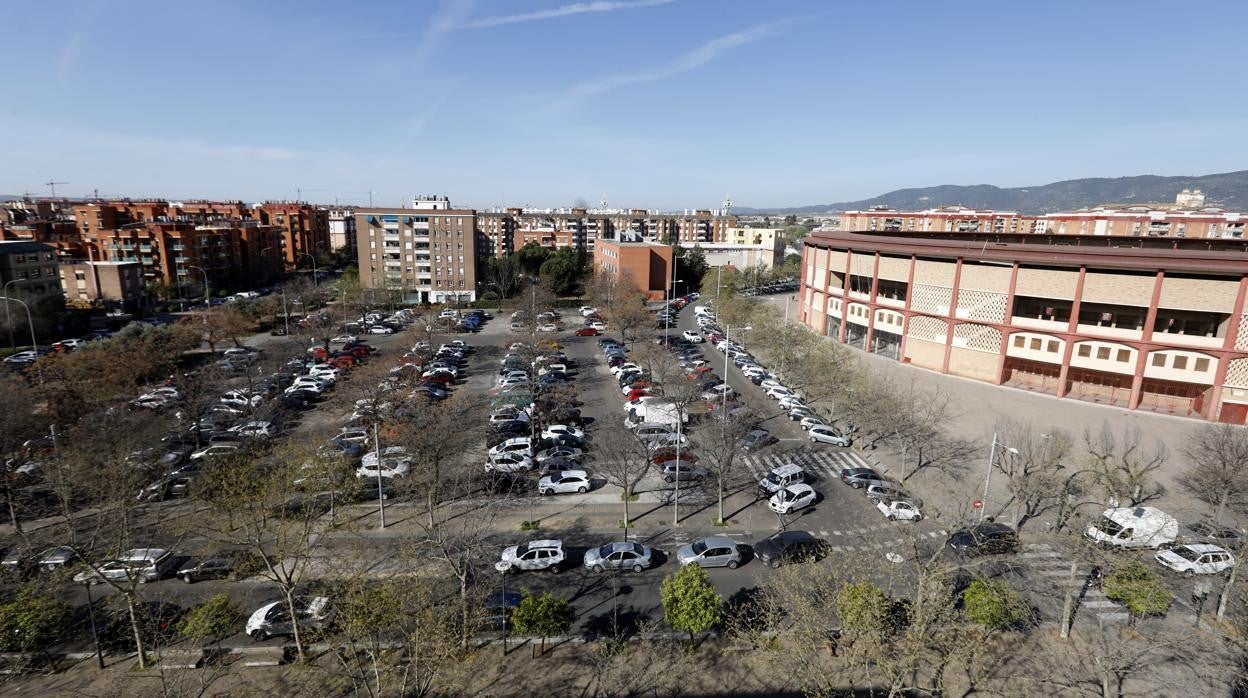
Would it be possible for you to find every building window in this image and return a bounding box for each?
[1014,336,1025,348]
[1078,345,1091,358]
[1030,338,1041,350]
[1047,340,1058,353]
[1152,354,1165,367]
[1173,355,1188,370]
[1116,349,1130,363]
[1195,358,1210,372]
[1096,347,1110,360]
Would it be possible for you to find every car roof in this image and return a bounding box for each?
[524,539,563,550]
[844,467,879,476]
[558,469,588,478]
[608,541,645,552]
[1178,543,1228,554]
[697,536,738,547]
[785,483,815,495]
[769,463,804,477]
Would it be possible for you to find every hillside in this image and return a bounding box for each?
[739,170,1248,215]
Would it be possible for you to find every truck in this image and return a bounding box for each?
[625,399,688,429]
[1084,506,1178,549]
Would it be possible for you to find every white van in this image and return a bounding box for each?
[627,400,687,428]
[694,306,714,318]
[1084,506,1178,549]
[757,463,805,497]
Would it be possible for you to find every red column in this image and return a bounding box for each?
[1210,276,1248,420]
[1127,271,1165,410]
[838,249,852,343]
[899,254,916,361]
[798,245,810,323]
[865,252,881,352]
[940,258,964,374]
[1055,266,1088,398]
[993,263,1020,384]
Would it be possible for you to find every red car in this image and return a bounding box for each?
[650,448,697,465]
[328,355,356,369]
[625,388,653,401]
[575,327,599,336]
[423,372,454,384]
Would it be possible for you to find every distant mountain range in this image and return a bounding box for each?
[737,170,1248,215]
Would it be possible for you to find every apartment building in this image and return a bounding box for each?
[839,207,1041,235]
[328,208,358,252]
[355,207,477,303]
[256,202,330,265]
[593,239,673,301]
[59,260,147,310]
[725,227,784,248]
[799,230,1248,424]
[0,241,63,308]
[1042,206,1247,239]
[98,221,284,290]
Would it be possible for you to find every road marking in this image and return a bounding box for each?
[819,530,829,536]
[832,530,842,536]
[1020,552,1063,559]
[1082,600,1121,609]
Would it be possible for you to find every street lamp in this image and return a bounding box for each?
[371,422,387,529]
[979,432,1019,522]
[299,253,318,284]
[82,580,105,669]
[1,296,42,383]
[186,265,209,307]
[2,279,21,351]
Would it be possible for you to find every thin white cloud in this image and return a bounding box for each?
[557,20,787,103]
[409,0,476,69]
[463,0,676,29]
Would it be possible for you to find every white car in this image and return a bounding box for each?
[329,335,358,345]
[759,379,785,391]
[246,597,335,642]
[537,323,559,333]
[496,540,567,573]
[498,378,528,391]
[229,421,276,439]
[190,444,240,460]
[797,416,825,431]
[538,470,591,495]
[542,424,585,441]
[768,484,817,515]
[681,331,704,343]
[219,390,263,409]
[490,408,530,424]
[778,396,807,411]
[486,452,534,473]
[643,432,689,449]
[877,499,922,521]
[287,381,326,395]
[808,424,851,446]
[590,321,607,331]
[702,384,736,401]
[362,446,408,468]
[367,326,394,335]
[489,437,533,459]
[580,306,598,317]
[357,455,412,479]
[766,386,797,400]
[1155,544,1235,576]
[609,362,641,376]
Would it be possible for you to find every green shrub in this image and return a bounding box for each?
[178,593,243,644]
[1103,561,1172,617]
[661,565,723,640]
[962,578,1028,629]
[0,590,72,653]
[836,581,891,633]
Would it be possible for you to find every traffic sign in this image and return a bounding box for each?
[972,499,984,509]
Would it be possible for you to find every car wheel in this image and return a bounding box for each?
[182,574,194,584]
[1183,569,1195,578]
[769,559,781,570]
[250,629,269,641]
[577,486,588,493]
[887,513,896,521]
[663,476,673,483]
[632,564,644,573]
[593,564,605,573]
[727,560,739,569]
[549,565,562,575]
[540,489,551,496]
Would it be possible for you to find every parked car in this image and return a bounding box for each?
[541,424,585,441]
[486,452,534,473]
[877,498,923,521]
[177,551,260,583]
[537,470,591,495]
[865,482,911,505]
[768,484,817,515]
[1155,544,1236,576]
[677,536,743,569]
[753,531,828,569]
[495,539,567,574]
[74,548,175,584]
[946,523,1021,557]
[583,541,654,573]
[575,327,599,336]
[246,596,335,641]
[840,467,885,489]
[737,429,776,452]
[808,424,851,446]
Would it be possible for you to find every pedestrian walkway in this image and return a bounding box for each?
[739,449,871,482]
[1019,542,1130,624]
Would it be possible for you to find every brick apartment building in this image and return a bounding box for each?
[354,205,478,303]
[0,240,63,315]
[97,221,285,293]
[59,260,147,310]
[799,229,1248,424]
[593,239,673,301]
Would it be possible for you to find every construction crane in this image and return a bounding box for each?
[45,180,68,197]
[295,187,328,202]
[341,191,376,207]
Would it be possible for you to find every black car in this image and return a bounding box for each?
[1183,521,1244,546]
[482,472,534,496]
[177,552,261,583]
[737,429,777,452]
[753,531,830,569]
[840,467,886,489]
[492,420,531,436]
[946,523,1020,557]
[139,475,196,502]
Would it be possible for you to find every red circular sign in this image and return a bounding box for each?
[972,499,984,509]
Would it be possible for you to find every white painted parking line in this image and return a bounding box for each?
[1020,552,1063,559]
[832,530,843,536]
[1081,600,1120,609]
[819,530,829,536]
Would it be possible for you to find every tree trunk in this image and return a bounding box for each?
[1217,554,1238,621]
[622,485,631,534]
[5,486,21,534]
[126,594,149,669]
[1059,558,1079,639]
[284,589,306,662]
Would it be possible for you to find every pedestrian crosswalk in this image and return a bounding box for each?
[739,449,871,482]
[1020,543,1129,624]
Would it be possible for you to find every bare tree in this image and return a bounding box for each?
[1084,422,1166,507]
[591,271,650,345]
[1184,422,1248,523]
[392,390,487,528]
[592,427,653,535]
[990,419,1077,530]
[0,374,47,533]
[696,407,763,526]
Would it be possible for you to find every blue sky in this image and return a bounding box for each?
[2,0,1247,210]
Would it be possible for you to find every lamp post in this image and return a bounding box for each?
[372,422,387,529]
[299,253,318,284]
[1,297,42,383]
[2,279,20,351]
[979,432,1019,522]
[500,568,508,655]
[187,265,209,308]
[82,580,105,669]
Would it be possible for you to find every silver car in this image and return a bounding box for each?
[677,536,742,569]
[583,541,654,573]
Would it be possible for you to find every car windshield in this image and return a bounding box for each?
[691,539,708,555]
[1171,546,1201,562]
[629,543,645,555]
[1092,517,1124,536]
[597,545,613,558]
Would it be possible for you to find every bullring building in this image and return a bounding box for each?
[798,230,1248,424]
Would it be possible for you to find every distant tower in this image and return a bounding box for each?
[722,195,732,218]
[1176,188,1206,208]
